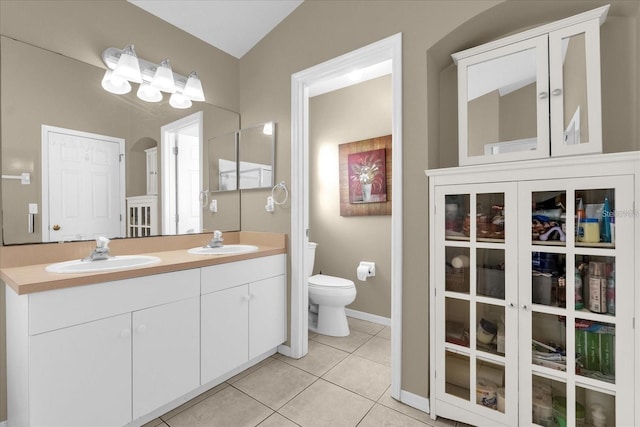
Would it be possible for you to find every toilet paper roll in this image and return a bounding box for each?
[451,255,470,268]
[357,265,369,281]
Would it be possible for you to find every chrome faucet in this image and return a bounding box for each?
[206,230,224,248]
[83,236,111,261]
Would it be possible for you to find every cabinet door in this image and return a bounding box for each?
[132,297,200,419]
[457,35,550,166]
[29,313,132,427]
[249,275,286,359]
[146,147,158,195]
[201,285,249,384]
[549,19,603,157]
[433,183,519,426]
[518,176,634,426]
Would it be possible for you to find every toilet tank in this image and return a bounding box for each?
[307,242,317,277]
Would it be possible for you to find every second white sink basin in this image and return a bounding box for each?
[46,255,161,274]
[188,244,259,255]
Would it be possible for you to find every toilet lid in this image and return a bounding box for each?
[308,274,355,289]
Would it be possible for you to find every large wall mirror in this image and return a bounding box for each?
[1,36,240,245]
[238,121,275,190]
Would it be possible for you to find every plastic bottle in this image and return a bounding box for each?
[576,198,585,241]
[607,269,615,315]
[575,267,584,310]
[602,196,612,243]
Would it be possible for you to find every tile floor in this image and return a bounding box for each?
[145,317,471,427]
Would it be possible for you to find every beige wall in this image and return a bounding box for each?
[309,76,392,318]
[238,0,640,400]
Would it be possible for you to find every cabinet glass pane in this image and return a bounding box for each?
[466,47,538,158]
[532,191,567,246]
[446,247,470,294]
[476,302,504,356]
[446,298,469,348]
[532,252,566,308]
[575,255,615,315]
[532,376,564,427]
[576,188,615,248]
[477,193,505,241]
[532,312,567,372]
[575,318,615,384]
[445,351,470,400]
[576,386,615,426]
[476,360,505,412]
[477,248,505,300]
[561,32,589,146]
[445,194,469,240]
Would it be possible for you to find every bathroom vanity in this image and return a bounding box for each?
[2,233,286,427]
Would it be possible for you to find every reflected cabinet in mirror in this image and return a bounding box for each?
[239,122,275,190]
[1,36,240,245]
[453,6,607,166]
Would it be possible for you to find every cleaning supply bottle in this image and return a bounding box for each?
[575,267,584,310]
[602,196,612,243]
[576,198,585,241]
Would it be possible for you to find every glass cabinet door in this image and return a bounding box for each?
[436,184,518,425]
[520,176,634,427]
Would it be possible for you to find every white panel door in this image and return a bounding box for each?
[29,313,132,427]
[249,276,286,359]
[132,297,200,419]
[177,133,201,234]
[201,285,249,384]
[45,128,123,241]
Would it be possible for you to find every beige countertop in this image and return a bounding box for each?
[1,231,287,295]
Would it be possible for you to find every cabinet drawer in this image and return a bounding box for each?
[29,269,200,335]
[201,254,285,295]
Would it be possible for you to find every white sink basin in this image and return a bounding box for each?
[46,255,161,274]
[188,244,259,255]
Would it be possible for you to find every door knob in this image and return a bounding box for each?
[552,88,562,96]
[52,224,61,231]
[538,92,549,99]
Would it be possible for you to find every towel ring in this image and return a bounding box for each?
[271,181,288,205]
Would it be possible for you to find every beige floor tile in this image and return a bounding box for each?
[165,386,272,427]
[278,340,349,376]
[160,382,228,421]
[257,412,301,426]
[359,404,428,426]
[310,329,372,353]
[279,379,374,427]
[233,358,317,410]
[347,317,385,335]
[142,418,166,427]
[377,387,432,424]
[226,356,276,384]
[353,335,391,366]
[377,325,392,340]
[322,354,390,401]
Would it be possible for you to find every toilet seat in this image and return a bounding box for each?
[308,274,355,289]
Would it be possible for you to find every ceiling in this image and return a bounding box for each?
[128,0,304,59]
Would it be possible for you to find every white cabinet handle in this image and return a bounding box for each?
[538,92,549,99]
[136,324,148,334]
[242,294,251,301]
[120,329,131,339]
[521,304,528,310]
[509,302,515,308]
[551,88,562,96]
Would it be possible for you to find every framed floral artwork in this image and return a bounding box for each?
[339,135,392,216]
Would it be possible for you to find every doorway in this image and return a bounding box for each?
[289,33,403,398]
[161,111,204,234]
[41,125,125,242]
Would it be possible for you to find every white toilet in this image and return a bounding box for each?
[307,242,357,337]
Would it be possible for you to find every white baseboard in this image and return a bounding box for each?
[0,420,7,427]
[277,344,292,357]
[345,308,391,326]
[399,389,430,414]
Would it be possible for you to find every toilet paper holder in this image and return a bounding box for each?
[357,261,376,281]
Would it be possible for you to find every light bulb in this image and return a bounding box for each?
[151,59,176,93]
[101,70,131,94]
[184,71,205,101]
[112,45,142,83]
[137,82,162,102]
[169,92,192,109]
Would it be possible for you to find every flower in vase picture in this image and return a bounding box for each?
[348,148,387,203]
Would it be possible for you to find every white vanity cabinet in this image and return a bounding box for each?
[6,268,200,427]
[200,254,286,384]
[427,152,640,426]
[453,5,608,166]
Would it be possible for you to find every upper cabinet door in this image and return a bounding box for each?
[549,19,603,157]
[456,35,550,166]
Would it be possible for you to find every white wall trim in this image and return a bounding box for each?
[290,33,403,399]
[0,419,7,427]
[399,389,430,414]
[345,308,391,327]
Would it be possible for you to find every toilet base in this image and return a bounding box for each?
[310,305,350,337]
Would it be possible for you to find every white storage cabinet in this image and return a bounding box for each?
[427,152,640,426]
[453,6,608,166]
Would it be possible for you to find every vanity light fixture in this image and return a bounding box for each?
[101,45,206,108]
